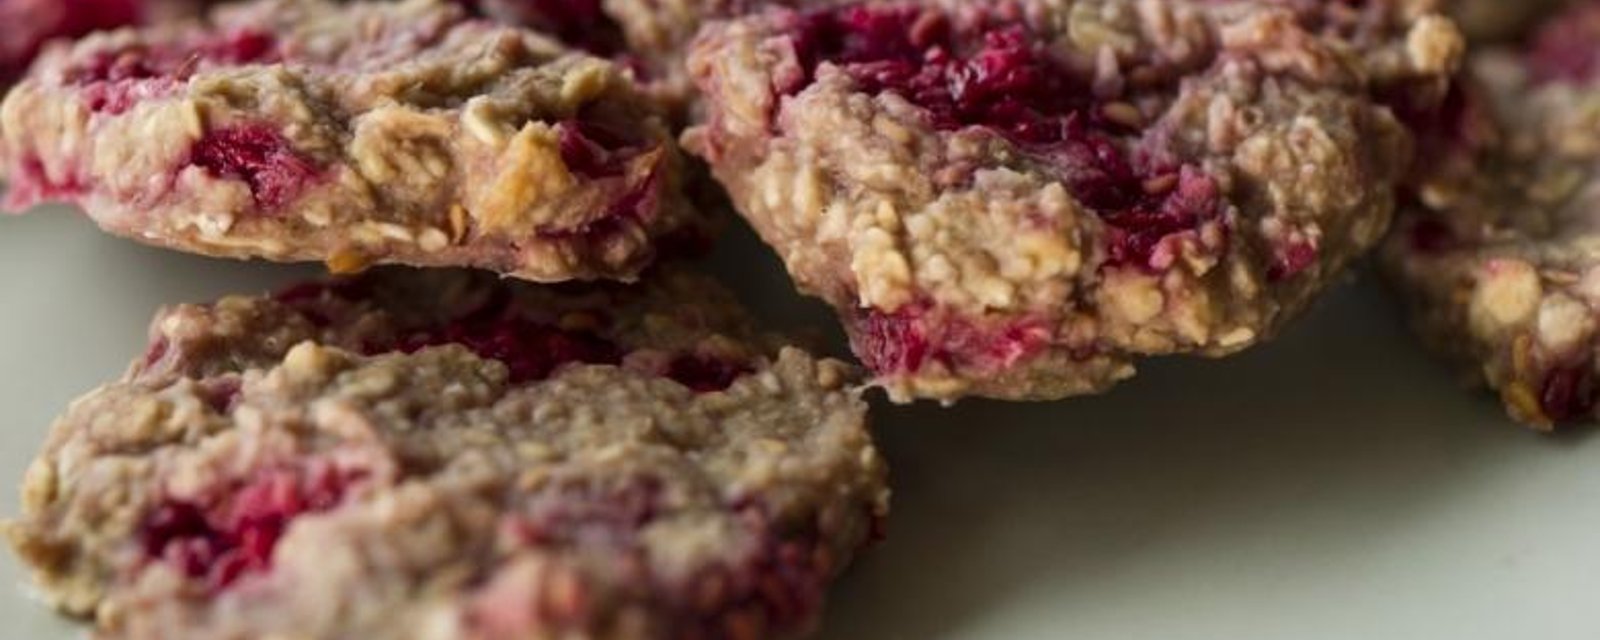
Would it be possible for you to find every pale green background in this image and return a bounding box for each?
[4,207,1599,639]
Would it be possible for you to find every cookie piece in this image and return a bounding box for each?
[5,267,889,639]
[0,0,696,282]
[1382,2,1600,430]
[685,0,1463,402]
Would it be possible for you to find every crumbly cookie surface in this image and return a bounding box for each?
[686,0,1463,402]
[1383,1,1600,430]
[0,0,698,282]
[468,0,826,115]
[6,267,888,639]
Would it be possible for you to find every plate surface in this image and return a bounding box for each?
[4,207,1600,640]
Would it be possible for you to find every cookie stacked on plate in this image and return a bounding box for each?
[1383,0,1600,430]
[0,0,1495,638]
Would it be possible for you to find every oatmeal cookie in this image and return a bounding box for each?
[5,267,888,639]
[686,0,1464,402]
[1383,1,1600,430]
[0,0,697,282]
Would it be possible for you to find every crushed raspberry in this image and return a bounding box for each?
[60,29,278,113]
[785,5,1222,271]
[1527,3,1600,85]
[537,167,662,244]
[1540,366,1596,424]
[1,154,87,210]
[1267,238,1319,282]
[856,303,1049,375]
[399,311,622,383]
[666,354,753,392]
[189,124,321,210]
[556,119,641,180]
[140,465,357,590]
[1408,218,1454,254]
[856,305,932,374]
[673,508,829,637]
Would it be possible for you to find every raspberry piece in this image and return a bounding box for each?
[856,303,1049,375]
[189,124,321,210]
[400,315,622,384]
[1541,366,1596,423]
[665,354,753,392]
[140,466,356,591]
[556,119,638,179]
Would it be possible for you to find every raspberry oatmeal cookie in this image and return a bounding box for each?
[5,266,888,639]
[0,0,696,282]
[1383,1,1600,430]
[686,0,1464,402]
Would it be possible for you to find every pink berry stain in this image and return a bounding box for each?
[189,124,321,210]
[64,28,278,114]
[1527,2,1600,85]
[784,4,1223,271]
[140,464,358,590]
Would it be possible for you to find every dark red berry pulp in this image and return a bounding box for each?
[189,123,321,210]
[1540,366,1596,424]
[140,465,357,590]
[557,119,643,180]
[784,5,1222,271]
[459,0,625,55]
[1527,2,1600,85]
[855,302,1049,376]
[399,314,623,384]
[63,28,278,114]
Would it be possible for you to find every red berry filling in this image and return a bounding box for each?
[274,275,754,391]
[1540,365,1596,424]
[399,314,623,384]
[62,28,277,114]
[140,464,358,591]
[1527,2,1600,85]
[669,507,832,637]
[666,354,753,393]
[1407,217,1454,254]
[556,119,644,180]
[1,154,87,210]
[188,123,322,210]
[783,5,1223,272]
[855,302,1050,376]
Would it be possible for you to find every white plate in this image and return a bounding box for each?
[4,207,1600,640]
